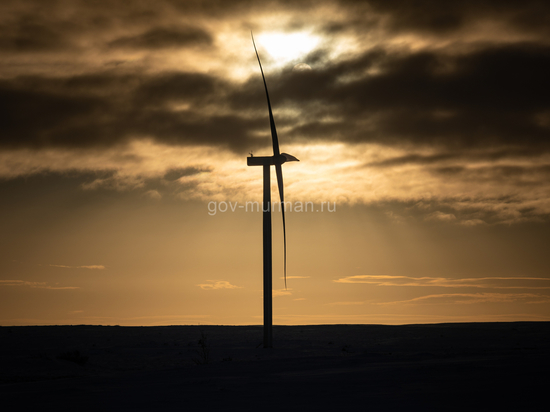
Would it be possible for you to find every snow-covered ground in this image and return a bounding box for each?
[1,323,549,411]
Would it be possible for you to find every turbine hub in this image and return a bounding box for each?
[279,153,299,164]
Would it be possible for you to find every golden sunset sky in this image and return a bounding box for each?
[1,0,550,325]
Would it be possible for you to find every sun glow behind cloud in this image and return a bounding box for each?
[256,31,319,65]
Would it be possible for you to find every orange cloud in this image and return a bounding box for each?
[0,280,79,290]
[378,293,550,305]
[48,264,105,270]
[333,275,550,289]
[196,280,241,290]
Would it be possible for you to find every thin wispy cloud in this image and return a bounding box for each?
[424,211,457,222]
[197,280,241,290]
[378,293,550,306]
[0,280,79,290]
[334,275,550,289]
[327,301,365,306]
[279,276,310,279]
[47,264,106,270]
[273,289,292,297]
[143,190,161,199]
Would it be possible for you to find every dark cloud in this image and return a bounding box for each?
[0,79,108,147]
[2,40,550,154]
[265,44,550,151]
[1,0,550,156]
[335,0,550,35]
[0,72,268,151]
[135,72,218,106]
[364,148,546,168]
[367,153,460,168]
[0,0,317,55]
[379,195,550,225]
[2,0,550,53]
[108,26,212,50]
[0,15,74,52]
[430,165,550,186]
[163,167,207,181]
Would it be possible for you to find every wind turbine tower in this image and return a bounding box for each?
[247,33,299,348]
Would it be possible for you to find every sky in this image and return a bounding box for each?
[1,0,550,326]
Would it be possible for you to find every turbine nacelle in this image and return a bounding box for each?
[247,153,299,166]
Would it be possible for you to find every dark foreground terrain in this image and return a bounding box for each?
[1,323,549,411]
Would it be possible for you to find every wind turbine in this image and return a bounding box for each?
[248,33,299,348]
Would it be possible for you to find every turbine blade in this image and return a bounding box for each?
[251,32,280,156]
[275,164,287,289]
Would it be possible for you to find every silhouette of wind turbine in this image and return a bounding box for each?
[248,33,299,349]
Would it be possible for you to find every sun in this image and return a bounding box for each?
[257,32,319,64]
